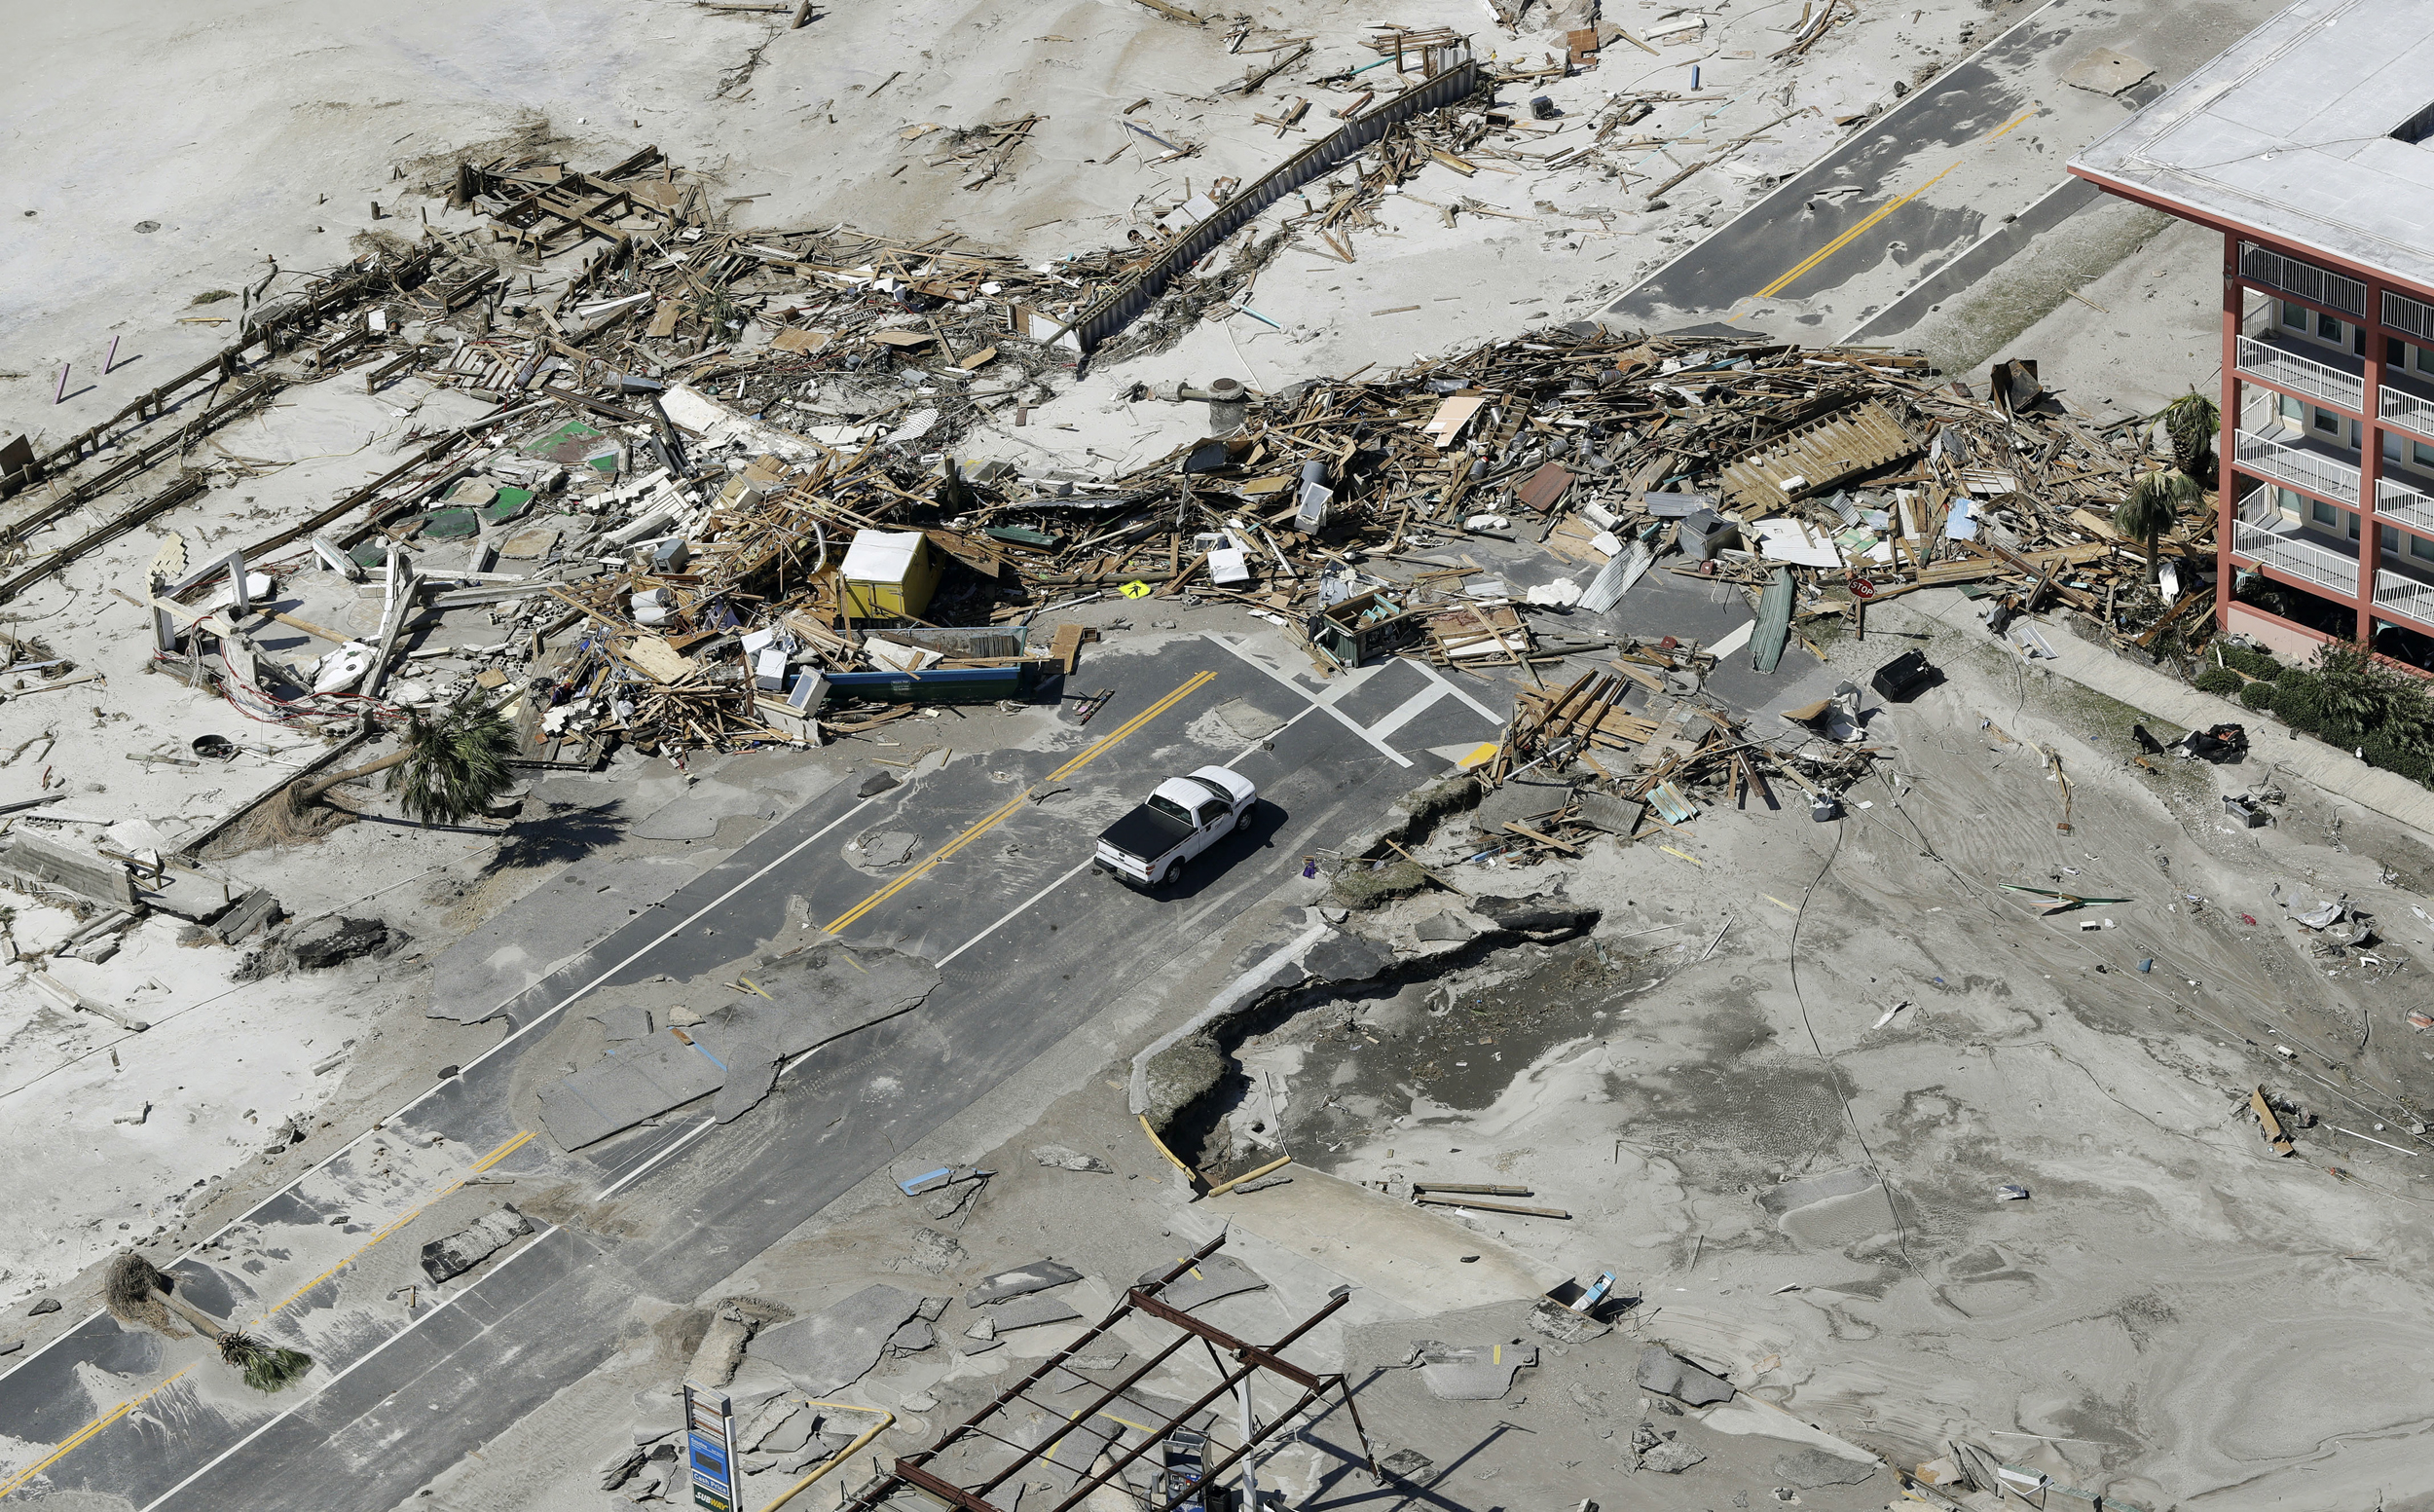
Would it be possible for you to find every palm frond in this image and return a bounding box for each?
[218,1332,315,1392]
[2155,391,2221,480]
[385,689,520,826]
[2116,468,2200,538]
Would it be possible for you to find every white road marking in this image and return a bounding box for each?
[1225,702,1323,767]
[1410,658,1505,724]
[1366,683,1451,741]
[0,793,891,1386]
[1311,661,1389,706]
[596,1119,718,1199]
[932,855,1100,972]
[1199,633,1412,767]
[137,1227,564,1512]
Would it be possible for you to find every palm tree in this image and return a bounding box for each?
[103,1252,313,1393]
[2117,468,2203,586]
[287,688,520,824]
[2157,391,2221,486]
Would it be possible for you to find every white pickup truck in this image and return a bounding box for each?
[1094,766,1259,887]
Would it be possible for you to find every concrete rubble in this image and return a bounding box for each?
[8,4,2434,1512]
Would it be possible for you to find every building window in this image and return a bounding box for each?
[2312,499,2339,528]
[2414,535,2434,563]
[2279,393,2305,427]
[2315,406,2341,433]
[2416,344,2434,376]
[2286,300,2309,329]
[2320,311,2343,342]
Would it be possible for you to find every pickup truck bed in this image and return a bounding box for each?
[1094,765,1259,886]
[1099,805,1193,864]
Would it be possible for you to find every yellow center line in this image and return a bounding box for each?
[0,1367,194,1498]
[823,671,1216,936]
[251,1128,538,1320]
[468,1128,537,1173]
[1735,103,2043,311]
[2,1136,543,1491]
[1752,161,1961,302]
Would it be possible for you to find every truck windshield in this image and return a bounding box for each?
[1146,794,1195,826]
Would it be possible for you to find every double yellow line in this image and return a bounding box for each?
[0,1128,540,1497]
[0,1368,193,1497]
[254,1129,536,1319]
[1734,104,2041,312]
[824,671,1216,936]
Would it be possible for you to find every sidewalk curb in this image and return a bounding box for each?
[1907,591,2434,836]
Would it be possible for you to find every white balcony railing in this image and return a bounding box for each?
[2379,473,2434,534]
[2374,570,2434,627]
[2233,508,2359,595]
[2234,428,2360,505]
[2380,384,2434,442]
[2236,335,2363,409]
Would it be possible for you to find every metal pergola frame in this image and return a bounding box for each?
[842,1235,1380,1512]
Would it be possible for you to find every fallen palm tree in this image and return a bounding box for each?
[102,1252,313,1393]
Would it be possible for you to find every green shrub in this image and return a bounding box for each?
[2274,665,2317,687]
[2221,645,2281,679]
[2360,731,2432,782]
[2238,681,2278,711]
[2311,643,2391,733]
[2193,667,2242,696]
[2273,679,2324,734]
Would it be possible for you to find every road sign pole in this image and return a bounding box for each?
[683,1381,741,1512]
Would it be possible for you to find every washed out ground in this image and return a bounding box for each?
[0,0,2047,1322]
[405,582,2434,1512]
[8,1,2423,1509]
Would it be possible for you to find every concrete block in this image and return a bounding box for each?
[1636,1345,1734,1406]
[1412,1340,1535,1400]
[3,832,136,909]
[749,1284,923,1396]
[420,1205,532,1284]
[1137,1251,1268,1311]
[964,1260,1082,1308]
[988,1294,1083,1331]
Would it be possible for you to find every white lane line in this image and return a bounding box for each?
[0,793,889,1388]
[1200,633,1412,767]
[1366,684,1451,742]
[1710,620,1756,658]
[448,794,883,1080]
[138,1226,564,1512]
[1595,0,2071,316]
[1410,658,1504,724]
[933,855,1100,971]
[596,1119,718,1199]
[1311,661,1388,706]
[1225,702,1323,768]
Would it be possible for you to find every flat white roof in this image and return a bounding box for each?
[2070,0,2434,297]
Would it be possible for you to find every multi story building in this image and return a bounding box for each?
[2069,0,2434,666]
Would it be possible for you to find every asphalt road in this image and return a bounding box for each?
[0,634,1504,1509]
[1599,0,2270,342]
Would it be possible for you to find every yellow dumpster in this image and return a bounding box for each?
[838,530,942,622]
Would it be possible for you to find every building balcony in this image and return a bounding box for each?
[2232,496,2360,597]
[2380,470,2434,534]
[2380,369,2434,443]
[2232,427,2360,506]
[2376,568,2434,630]
[2235,332,2364,411]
